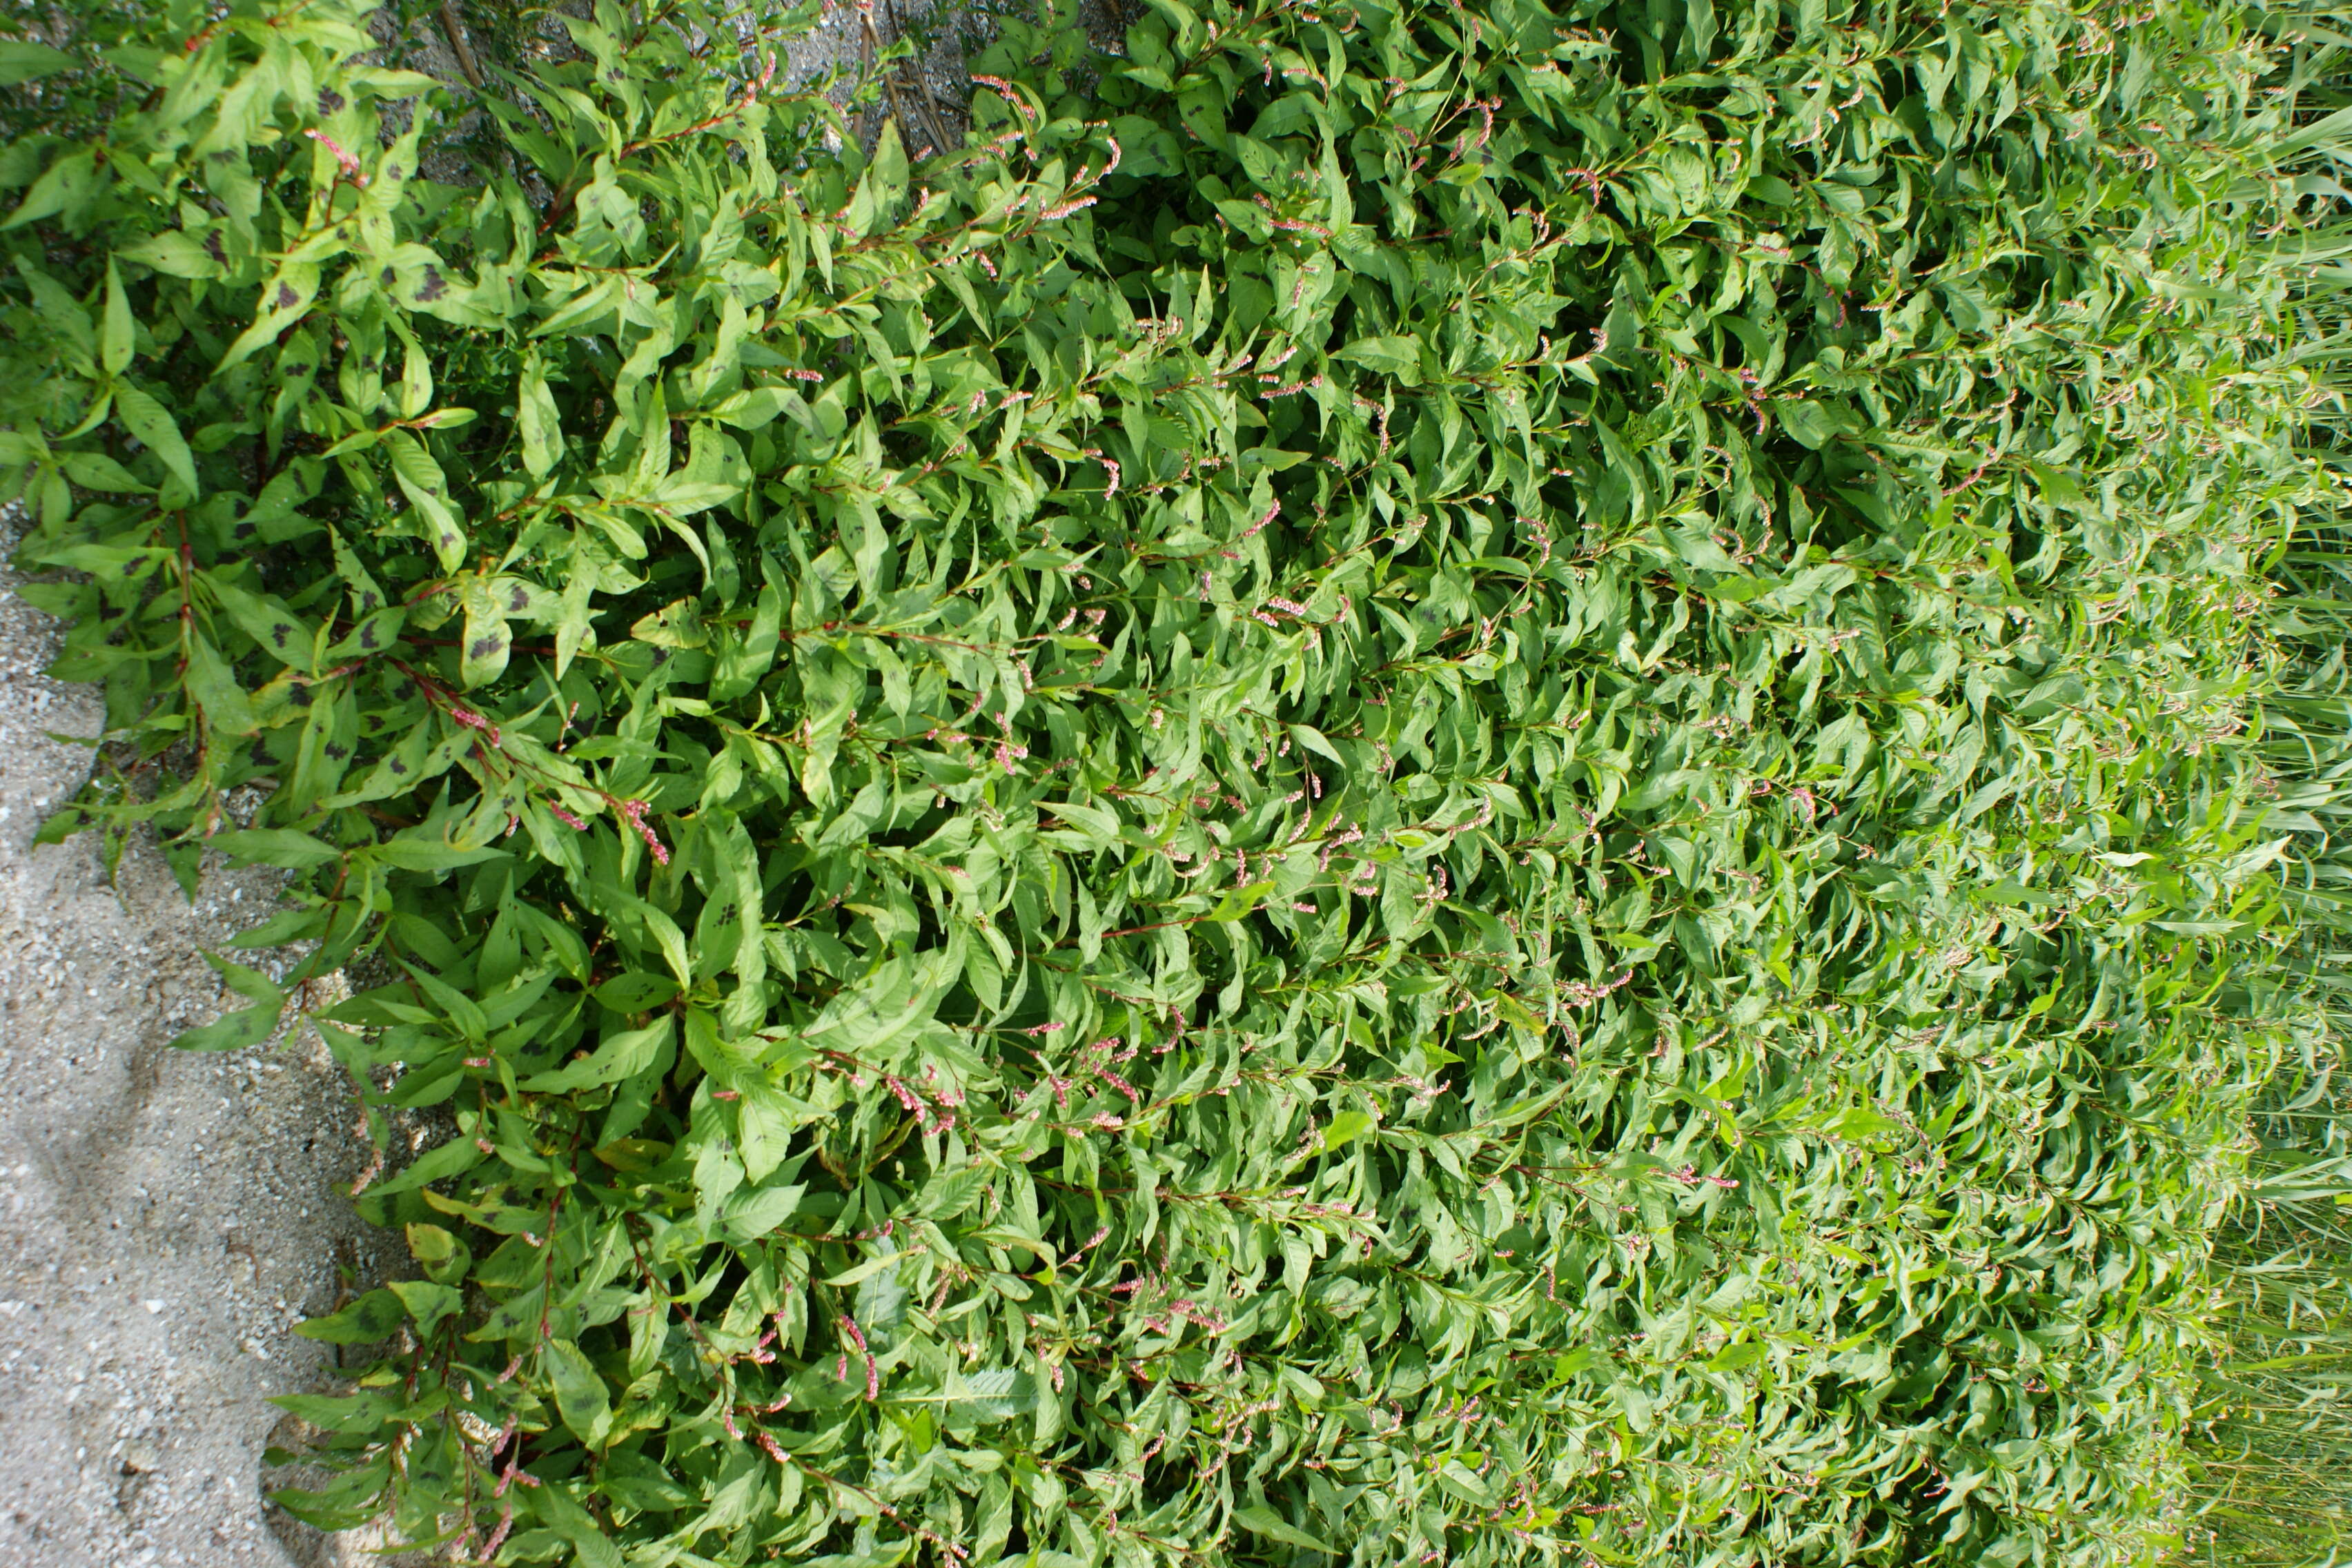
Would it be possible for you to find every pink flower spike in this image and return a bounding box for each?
[480,1500,516,1562]
[547,803,588,831]
[618,798,669,865]
[304,128,366,183]
[448,703,501,744]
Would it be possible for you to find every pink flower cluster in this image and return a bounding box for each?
[447,701,502,745]
[836,1315,878,1400]
[304,128,366,184]
[618,798,669,865]
[881,1068,959,1136]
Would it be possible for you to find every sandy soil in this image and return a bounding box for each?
[0,521,411,1568]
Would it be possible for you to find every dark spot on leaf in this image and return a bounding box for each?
[651,648,670,666]
[251,741,271,763]
[121,558,146,577]
[359,624,380,650]
[289,685,313,707]
[385,166,402,181]
[389,758,407,774]
[275,282,300,310]
[360,591,380,612]
[203,232,226,265]
[381,267,396,286]
[234,523,256,540]
[509,587,528,612]
[469,634,504,660]
[284,364,308,377]
[270,623,291,648]
[416,266,447,302]
[325,743,349,761]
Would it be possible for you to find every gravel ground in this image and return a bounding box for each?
[0,524,408,1568]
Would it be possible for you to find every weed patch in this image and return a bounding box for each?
[0,0,2342,1562]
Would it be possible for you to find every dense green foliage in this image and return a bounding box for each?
[0,0,2342,1562]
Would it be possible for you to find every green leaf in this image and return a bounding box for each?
[1776,397,1854,450]
[295,1288,406,1345]
[209,827,342,868]
[362,1135,486,1199]
[943,1366,1035,1423]
[0,41,76,86]
[370,836,510,872]
[117,229,224,280]
[112,384,197,498]
[169,952,285,1052]
[388,1278,462,1333]
[520,1017,674,1092]
[518,351,561,479]
[210,577,316,672]
[721,1181,805,1242]
[219,263,320,373]
[591,972,679,1012]
[534,1480,624,1568]
[1333,335,1421,379]
[269,1390,397,1433]
[1320,1109,1376,1151]
[61,450,150,492]
[458,574,511,689]
[385,431,466,570]
[1233,1505,1338,1554]
[546,1338,613,1447]
[3,148,96,231]
[100,257,131,377]
[824,1251,909,1289]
